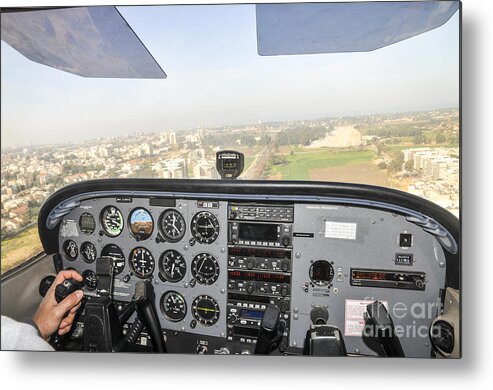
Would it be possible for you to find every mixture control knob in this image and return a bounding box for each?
[281,236,291,247]
[246,282,255,294]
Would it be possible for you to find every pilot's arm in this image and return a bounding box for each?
[1,270,84,351]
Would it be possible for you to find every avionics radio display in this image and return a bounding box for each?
[228,270,291,283]
[238,222,279,242]
[350,268,426,291]
[228,246,291,259]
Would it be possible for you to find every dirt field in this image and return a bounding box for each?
[309,161,389,186]
[309,126,362,148]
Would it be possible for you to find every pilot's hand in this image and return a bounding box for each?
[32,270,84,341]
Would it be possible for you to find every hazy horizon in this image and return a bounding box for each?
[1,4,460,149]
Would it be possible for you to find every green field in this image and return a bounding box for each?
[270,149,376,180]
[244,155,256,171]
[1,225,43,274]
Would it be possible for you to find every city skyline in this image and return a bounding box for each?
[1,105,459,151]
[1,5,459,149]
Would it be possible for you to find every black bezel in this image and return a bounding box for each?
[80,241,97,264]
[128,207,154,241]
[160,291,187,322]
[191,252,219,285]
[100,205,124,238]
[159,249,187,283]
[128,246,155,279]
[158,208,186,243]
[190,211,220,244]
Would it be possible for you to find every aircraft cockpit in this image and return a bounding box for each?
[0,1,461,359]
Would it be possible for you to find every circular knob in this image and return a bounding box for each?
[281,260,290,272]
[229,314,238,324]
[278,300,289,313]
[280,284,289,297]
[230,211,237,219]
[282,236,290,247]
[246,257,256,270]
[415,279,425,289]
[246,282,255,294]
[310,306,329,325]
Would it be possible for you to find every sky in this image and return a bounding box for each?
[0,4,460,149]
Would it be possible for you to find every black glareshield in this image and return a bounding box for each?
[216,150,245,180]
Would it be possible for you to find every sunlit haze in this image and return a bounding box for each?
[1,5,459,149]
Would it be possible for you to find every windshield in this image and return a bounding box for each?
[0,4,459,274]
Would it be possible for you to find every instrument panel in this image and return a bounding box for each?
[56,194,449,357]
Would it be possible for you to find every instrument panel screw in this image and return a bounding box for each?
[220,288,225,294]
[221,247,226,253]
[184,245,189,251]
[439,262,445,268]
[295,252,301,259]
[293,314,299,320]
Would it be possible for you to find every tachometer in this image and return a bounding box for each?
[190,211,219,244]
[129,207,154,240]
[63,240,78,260]
[159,249,186,283]
[191,253,219,285]
[100,206,124,237]
[129,247,155,278]
[159,209,186,242]
[101,244,126,275]
[80,241,97,263]
[192,295,220,326]
[160,291,187,322]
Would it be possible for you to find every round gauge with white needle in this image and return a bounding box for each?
[192,295,220,326]
[191,253,219,285]
[100,206,124,237]
[190,211,219,244]
[129,247,155,278]
[63,240,78,260]
[159,209,186,242]
[159,249,186,283]
[160,291,187,322]
[80,241,97,263]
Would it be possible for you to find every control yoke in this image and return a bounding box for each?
[364,301,405,357]
[254,304,285,354]
[39,257,167,353]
